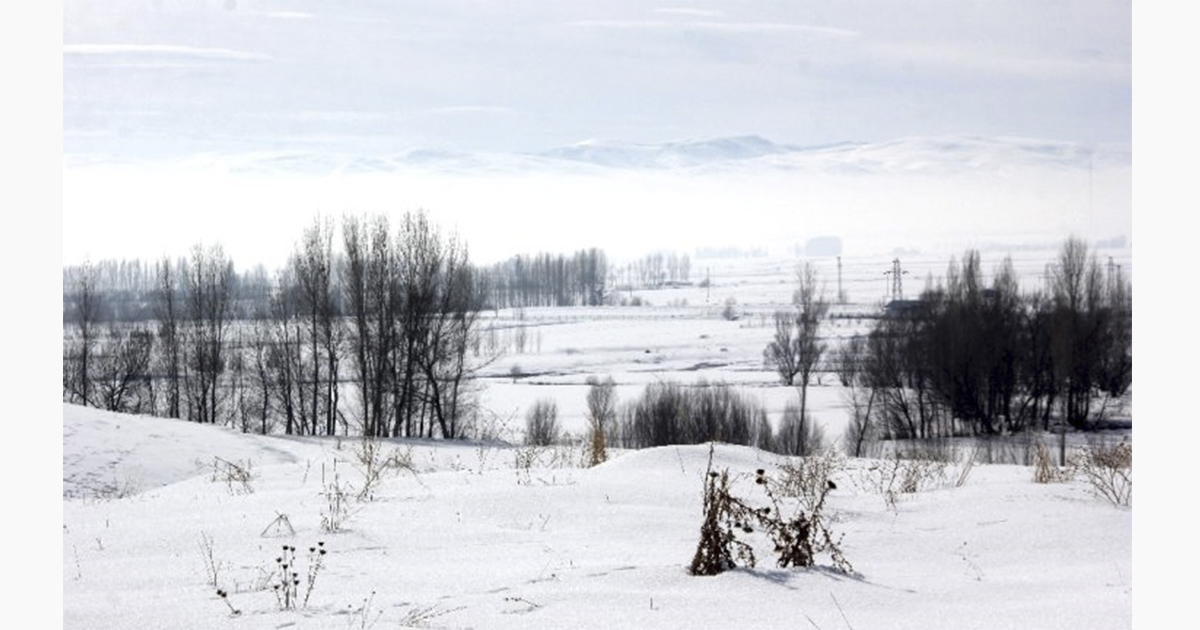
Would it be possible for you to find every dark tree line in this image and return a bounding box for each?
[614,380,774,451]
[835,237,1132,443]
[485,248,608,308]
[61,258,158,323]
[625,251,692,289]
[63,212,489,440]
[611,380,823,456]
[607,251,692,293]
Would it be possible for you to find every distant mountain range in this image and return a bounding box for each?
[533,134,1129,173]
[536,135,790,168]
[64,134,1131,178]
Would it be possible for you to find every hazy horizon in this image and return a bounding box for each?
[62,0,1132,269]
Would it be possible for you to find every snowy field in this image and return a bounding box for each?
[62,404,1131,630]
[468,248,1133,442]
[61,248,1134,629]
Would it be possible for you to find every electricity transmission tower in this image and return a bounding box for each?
[884,258,909,300]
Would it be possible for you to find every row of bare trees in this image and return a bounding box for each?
[63,243,234,422]
[485,248,608,308]
[340,212,487,438]
[833,237,1132,450]
[63,211,490,439]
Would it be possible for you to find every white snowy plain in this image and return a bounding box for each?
[62,250,1135,629]
[62,400,1131,629]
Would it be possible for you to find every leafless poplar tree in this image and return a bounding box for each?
[93,326,154,413]
[293,216,342,436]
[1049,236,1113,430]
[764,311,801,385]
[268,266,305,434]
[342,214,398,437]
[585,375,617,465]
[184,243,234,424]
[762,261,829,454]
[835,335,876,457]
[154,257,183,418]
[64,261,101,406]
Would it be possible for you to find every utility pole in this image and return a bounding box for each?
[837,256,845,304]
[1107,256,1116,298]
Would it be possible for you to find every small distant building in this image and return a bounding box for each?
[805,236,843,258]
[884,299,929,319]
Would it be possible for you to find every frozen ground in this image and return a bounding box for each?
[468,249,1132,442]
[62,401,1131,629]
[61,248,1135,629]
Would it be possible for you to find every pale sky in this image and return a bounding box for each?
[62,0,1133,267]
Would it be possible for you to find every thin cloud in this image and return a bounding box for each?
[693,21,859,37]
[287,111,394,122]
[868,40,1130,83]
[63,44,267,61]
[654,8,724,18]
[265,12,315,20]
[424,105,516,116]
[568,20,859,38]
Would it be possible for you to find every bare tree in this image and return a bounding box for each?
[1049,236,1106,430]
[293,216,341,436]
[585,375,617,465]
[267,270,305,435]
[243,316,277,435]
[1099,266,1132,405]
[393,211,440,437]
[64,261,101,406]
[184,243,234,424]
[764,262,830,453]
[525,398,560,446]
[764,310,800,385]
[862,317,933,440]
[776,401,825,457]
[93,325,154,413]
[791,261,828,454]
[342,214,398,438]
[423,253,486,439]
[836,336,876,457]
[154,257,183,418]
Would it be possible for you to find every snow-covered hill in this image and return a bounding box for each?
[537,135,790,169]
[535,134,1130,174]
[67,134,1129,178]
[62,403,1131,629]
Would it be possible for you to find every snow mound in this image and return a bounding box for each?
[589,443,781,483]
[61,403,316,498]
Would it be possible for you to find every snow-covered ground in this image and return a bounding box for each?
[60,247,1137,628]
[62,400,1131,629]
[468,248,1132,442]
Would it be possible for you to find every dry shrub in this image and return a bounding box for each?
[211,457,254,495]
[585,376,616,466]
[776,449,845,511]
[689,466,756,575]
[1070,438,1132,507]
[320,461,357,533]
[853,454,949,509]
[1032,441,1070,484]
[953,448,976,488]
[354,438,415,501]
[689,446,852,576]
[512,441,586,486]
